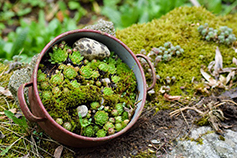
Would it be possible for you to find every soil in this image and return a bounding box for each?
[72,93,237,158]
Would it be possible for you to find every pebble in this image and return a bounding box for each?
[77,105,88,118]
[151,139,160,144]
[73,38,110,60]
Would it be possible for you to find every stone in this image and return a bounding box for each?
[73,38,110,60]
[77,105,88,118]
[167,126,237,158]
[83,19,116,37]
[8,54,39,105]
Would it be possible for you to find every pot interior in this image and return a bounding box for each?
[40,30,146,125]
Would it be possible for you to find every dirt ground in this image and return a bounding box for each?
[72,91,237,158]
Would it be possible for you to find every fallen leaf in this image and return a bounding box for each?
[233,57,237,65]
[0,108,17,115]
[0,131,5,139]
[54,145,63,158]
[225,71,235,84]
[213,46,223,78]
[200,68,213,82]
[164,93,181,101]
[0,86,13,99]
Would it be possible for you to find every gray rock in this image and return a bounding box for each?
[8,54,39,104]
[73,38,110,60]
[168,126,237,158]
[83,19,116,37]
[77,105,88,118]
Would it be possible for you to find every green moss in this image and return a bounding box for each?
[116,6,237,109]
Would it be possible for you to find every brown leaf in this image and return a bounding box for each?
[164,93,181,101]
[54,145,64,158]
[0,86,13,99]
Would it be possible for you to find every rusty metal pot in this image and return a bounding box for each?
[17,29,156,147]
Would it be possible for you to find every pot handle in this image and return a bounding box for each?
[136,54,156,91]
[17,82,45,122]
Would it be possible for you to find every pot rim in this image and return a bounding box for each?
[33,29,147,141]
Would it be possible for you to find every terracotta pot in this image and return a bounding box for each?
[17,29,156,147]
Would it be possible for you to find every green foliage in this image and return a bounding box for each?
[101,0,191,29]
[0,9,78,62]
[4,110,28,134]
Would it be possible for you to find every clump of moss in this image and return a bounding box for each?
[116,6,237,109]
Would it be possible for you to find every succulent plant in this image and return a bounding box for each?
[83,125,95,137]
[70,80,81,89]
[40,81,50,90]
[115,123,123,132]
[42,91,52,100]
[108,128,115,135]
[49,42,68,64]
[90,102,100,110]
[122,119,129,128]
[79,65,93,79]
[93,125,100,132]
[50,72,64,86]
[103,87,113,95]
[52,87,61,97]
[111,75,120,83]
[62,65,78,79]
[108,63,116,74]
[98,62,109,72]
[115,116,122,123]
[115,103,124,115]
[56,118,63,125]
[111,109,118,117]
[91,70,100,79]
[109,117,115,123]
[96,129,107,137]
[37,70,47,82]
[69,51,84,65]
[103,121,114,131]
[198,23,236,45]
[94,111,109,126]
[63,122,72,131]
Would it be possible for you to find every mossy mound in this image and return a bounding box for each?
[116,6,237,109]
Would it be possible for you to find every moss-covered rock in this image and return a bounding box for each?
[116,6,237,109]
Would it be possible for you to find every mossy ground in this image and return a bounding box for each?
[116,6,237,109]
[0,6,237,157]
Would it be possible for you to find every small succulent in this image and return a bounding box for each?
[108,128,115,135]
[56,118,63,125]
[122,119,129,128]
[49,42,68,64]
[63,122,72,131]
[103,87,114,95]
[70,80,81,89]
[94,111,109,126]
[96,129,107,137]
[115,103,124,115]
[50,72,64,86]
[111,109,118,117]
[107,63,116,74]
[111,75,120,83]
[91,70,100,79]
[198,23,236,45]
[62,65,78,79]
[115,116,122,123]
[42,91,52,100]
[40,81,50,90]
[90,102,100,110]
[52,87,61,97]
[83,125,95,137]
[103,121,114,131]
[79,65,93,79]
[98,62,109,72]
[115,123,123,132]
[69,51,84,65]
[37,70,47,82]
